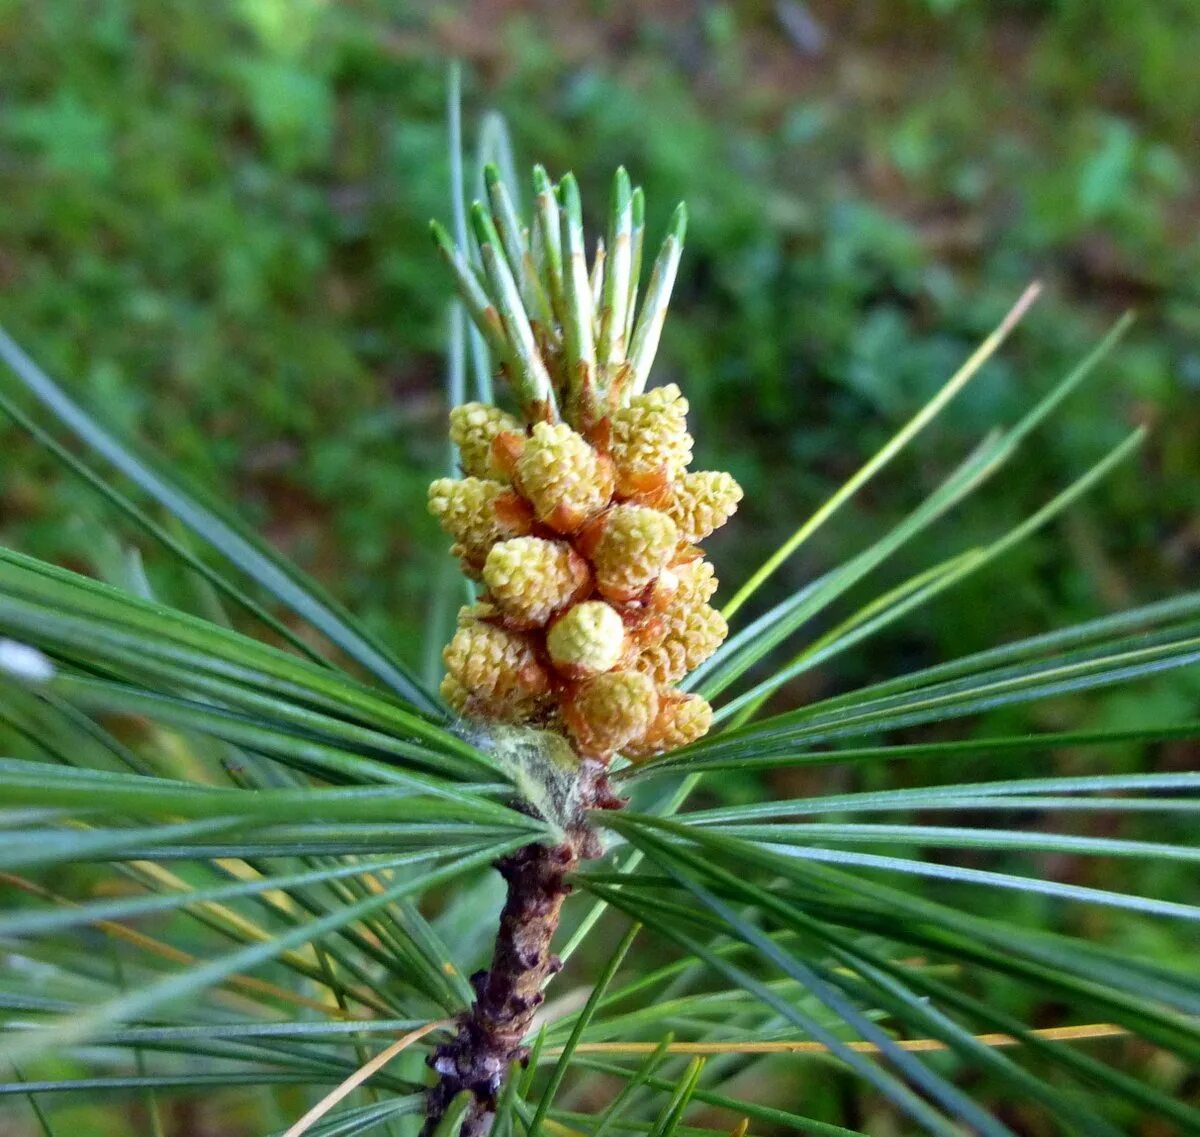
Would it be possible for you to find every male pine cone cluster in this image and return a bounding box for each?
[429,384,741,762]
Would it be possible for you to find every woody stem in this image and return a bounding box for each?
[423,840,576,1136]
[422,763,623,1136]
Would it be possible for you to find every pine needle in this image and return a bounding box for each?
[0,871,362,1019]
[545,1021,1131,1058]
[280,1019,453,1137]
[723,280,1044,619]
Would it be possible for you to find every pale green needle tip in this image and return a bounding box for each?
[612,166,631,212]
[469,200,500,248]
[669,201,688,241]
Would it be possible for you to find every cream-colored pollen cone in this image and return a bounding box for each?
[564,670,659,759]
[592,504,678,601]
[547,600,625,677]
[482,536,588,626]
[449,402,522,479]
[516,421,611,533]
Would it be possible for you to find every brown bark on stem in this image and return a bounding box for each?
[424,841,574,1135]
[423,764,623,1136]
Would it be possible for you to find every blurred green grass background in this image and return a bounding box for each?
[1,2,1199,1131]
